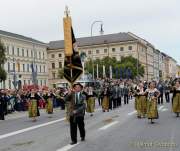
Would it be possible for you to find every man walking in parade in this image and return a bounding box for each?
[65,83,86,145]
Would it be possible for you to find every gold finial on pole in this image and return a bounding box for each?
[65,6,70,17]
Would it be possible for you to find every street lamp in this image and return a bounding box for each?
[90,20,104,80]
[91,20,104,37]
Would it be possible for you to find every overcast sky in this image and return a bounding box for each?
[0,0,179,63]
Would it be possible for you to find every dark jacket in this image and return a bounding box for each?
[0,94,5,120]
[65,91,86,117]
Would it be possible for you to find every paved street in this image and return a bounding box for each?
[0,99,179,151]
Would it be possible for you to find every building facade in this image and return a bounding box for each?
[47,32,177,88]
[0,30,49,89]
[176,65,180,77]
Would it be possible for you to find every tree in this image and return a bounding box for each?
[85,56,144,79]
[120,56,145,78]
[58,68,64,79]
[0,40,7,82]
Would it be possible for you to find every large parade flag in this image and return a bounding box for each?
[63,7,83,84]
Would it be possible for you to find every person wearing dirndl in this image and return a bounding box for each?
[134,82,147,118]
[101,85,111,112]
[145,81,160,124]
[85,86,96,116]
[171,80,180,117]
[43,90,55,117]
[27,89,40,122]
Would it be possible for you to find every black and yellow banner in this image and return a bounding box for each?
[63,11,83,84]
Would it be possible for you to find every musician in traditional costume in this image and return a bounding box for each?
[134,83,147,118]
[85,86,96,116]
[145,81,160,124]
[27,89,40,122]
[171,80,180,117]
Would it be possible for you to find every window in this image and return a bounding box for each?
[31,50,33,57]
[44,65,46,73]
[24,80,26,85]
[22,49,24,57]
[51,54,55,58]
[59,53,62,57]
[120,47,124,51]
[52,63,55,69]
[112,48,116,52]
[128,46,132,50]
[13,63,15,71]
[88,51,92,54]
[59,62,62,68]
[40,65,41,73]
[27,49,29,57]
[96,50,100,54]
[23,64,25,72]
[43,52,45,59]
[39,52,41,59]
[52,72,56,78]
[9,80,11,89]
[104,49,107,53]
[28,80,30,85]
[27,64,29,72]
[40,80,43,86]
[8,62,10,72]
[7,46,9,54]
[17,48,20,56]
[12,46,15,55]
[35,52,37,58]
[44,80,46,86]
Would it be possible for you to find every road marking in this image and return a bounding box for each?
[127,111,137,116]
[0,117,65,140]
[56,143,79,151]
[158,105,164,111]
[161,108,168,112]
[99,121,119,130]
[95,108,102,111]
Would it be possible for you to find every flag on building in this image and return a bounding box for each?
[96,64,99,79]
[30,63,37,85]
[109,65,112,79]
[103,65,106,78]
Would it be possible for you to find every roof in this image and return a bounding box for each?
[0,30,46,45]
[48,32,137,50]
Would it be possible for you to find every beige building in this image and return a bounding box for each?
[47,32,162,87]
[176,65,180,77]
[168,57,177,78]
[161,52,177,79]
[47,32,177,87]
[0,30,49,89]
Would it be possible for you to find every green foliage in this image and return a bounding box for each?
[85,56,144,79]
[0,40,7,82]
[0,67,7,82]
[58,68,64,79]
